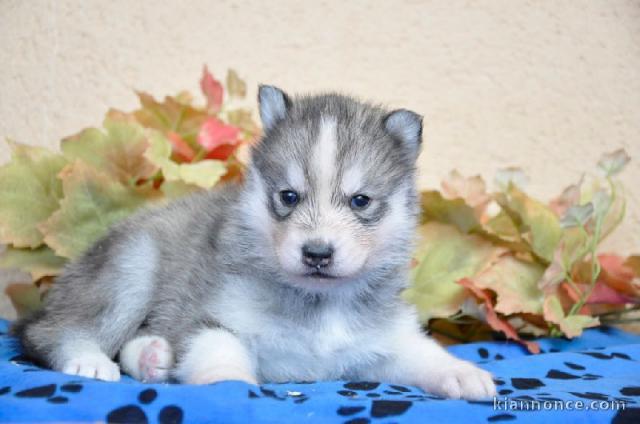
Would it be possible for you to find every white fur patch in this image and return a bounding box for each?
[312,117,337,208]
[341,166,363,195]
[286,164,306,192]
[59,339,120,381]
[367,311,497,400]
[174,328,257,385]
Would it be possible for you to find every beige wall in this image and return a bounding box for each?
[1,0,639,258]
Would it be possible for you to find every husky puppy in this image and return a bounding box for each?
[13,86,496,399]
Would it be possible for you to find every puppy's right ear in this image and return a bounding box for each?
[258,85,291,132]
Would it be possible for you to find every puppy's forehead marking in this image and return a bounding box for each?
[287,164,305,191]
[341,166,363,195]
[311,117,337,205]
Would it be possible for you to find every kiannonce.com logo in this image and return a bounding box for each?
[493,396,627,411]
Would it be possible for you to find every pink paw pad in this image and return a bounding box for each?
[138,338,172,382]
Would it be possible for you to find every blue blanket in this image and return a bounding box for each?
[0,319,638,423]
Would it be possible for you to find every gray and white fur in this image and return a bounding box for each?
[12,86,496,399]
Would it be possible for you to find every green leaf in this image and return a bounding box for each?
[470,256,545,315]
[405,222,505,321]
[543,295,599,338]
[133,92,209,146]
[38,161,150,259]
[145,132,226,189]
[61,119,158,185]
[499,186,562,262]
[0,141,67,248]
[0,245,66,280]
[420,191,480,233]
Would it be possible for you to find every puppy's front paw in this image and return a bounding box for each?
[422,360,496,400]
[61,352,120,382]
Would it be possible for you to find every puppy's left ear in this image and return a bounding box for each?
[383,109,423,157]
[258,85,292,132]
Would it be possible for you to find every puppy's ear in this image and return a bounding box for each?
[258,85,291,132]
[383,109,423,157]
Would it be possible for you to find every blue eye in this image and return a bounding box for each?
[350,194,371,210]
[280,190,299,206]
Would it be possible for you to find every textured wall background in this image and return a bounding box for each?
[0,0,639,318]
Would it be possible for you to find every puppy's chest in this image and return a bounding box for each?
[235,306,380,381]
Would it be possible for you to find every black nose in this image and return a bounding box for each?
[302,241,334,268]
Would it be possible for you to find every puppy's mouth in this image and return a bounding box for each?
[304,269,337,279]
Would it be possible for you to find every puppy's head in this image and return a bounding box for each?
[241,85,422,291]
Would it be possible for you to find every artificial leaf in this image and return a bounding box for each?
[598,254,640,298]
[133,91,208,146]
[0,141,67,248]
[226,69,247,98]
[624,255,640,277]
[459,278,540,353]
[549,176,583,217]
[586,282,636,304]
[38,161,150,259]
[543,295,599,338]
[197,117,240,152]
[560,203,594,228]
[441,170,489,215]
[145,132,227,189]
[420,191,480,233]
[61,119,158,185]
[404,222,505,321]
[483,210,522,243]
[0,245,66,280]
[5,283,42,318]
[176,160,227,188]
[597,148,630,177]
[201,66,224,113]
[167,132,196,162]
[469,255,545,315]
[499,186,562,262]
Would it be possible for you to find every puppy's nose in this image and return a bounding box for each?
[302,241,333,268]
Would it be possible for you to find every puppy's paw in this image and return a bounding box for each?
[421,360,496,400]
[120,335,173,383]
[184,365,258,385]
[61,352,120,382]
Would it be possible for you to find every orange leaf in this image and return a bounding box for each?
[598,254,639,297]
[167,132,195,162]
[200,66,224,113]
[458,278,540,353]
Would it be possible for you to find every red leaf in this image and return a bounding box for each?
[200,66,224,113]
[205,144,238,161]
[458,278,540,353]
[197,117,240,152]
